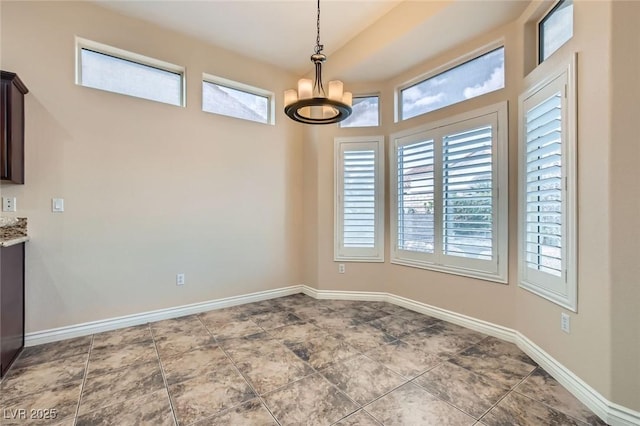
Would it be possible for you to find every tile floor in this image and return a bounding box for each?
[0,294,607,425]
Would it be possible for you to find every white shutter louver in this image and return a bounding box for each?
[397,140,435,254]
[442,126,494,260]
[343,150,376,248]
[525,93,563,277]
[335,137,384,262]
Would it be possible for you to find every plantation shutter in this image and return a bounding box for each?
[343,149,376,248]
[518,60,576,311]
[524,92,563,277]
[397,139,435,254]
[335,137,384,261]
[442,126,494,260]
[391,103,507,282]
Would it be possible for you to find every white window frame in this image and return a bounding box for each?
[334,136,385,262]
[395,41,504,123]
[518,55,577,311]
[75,37,186,106]
[537,0,574,64]
[391,102,508,283]
[202,73,275,125]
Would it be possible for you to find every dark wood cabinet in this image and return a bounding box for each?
[0,242,25,378]
[1,71,28,184]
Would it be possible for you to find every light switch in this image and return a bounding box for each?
[52,198,64,212]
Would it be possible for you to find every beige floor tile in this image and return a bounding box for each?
[515,368,607,425]
[367,315,437,339]
[169,364,255,425]
[79,360,164,415]
[401,322,485,355]
[192,399,277,425]
[366,382,476,426]
[198,306,244,325]
[288,304,336,321]
[87,340,157,376]
[205,318,264,340]
[448,346,536,389]
[266,322,329,345]
[248,311,303,330]
[92,325,152,350]
[220,333,284,360]
[1,381,82,426]
[287,333,360,370]
[321,354,406,405]
[1,353,87,399]
[14,336,92,368]
[473,336,537,366]
[481,391,588,426]
[414,361,511,418]
[234,345,314,394]
[154,330,216,359]
[309,315,361,331]
[366,340,443,379]
[331,323,397,353]
[150,314,203,337]
[334,409,382,425]
[76,388,174,426]
[162,345,230,385]
[263,373,358,426]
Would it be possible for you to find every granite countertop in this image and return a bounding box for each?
[0,217,29,247]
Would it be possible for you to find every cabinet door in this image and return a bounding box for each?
[0,243,25,377]
[0,80,8,179]
[1,71,28,184]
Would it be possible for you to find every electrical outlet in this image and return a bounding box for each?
[2,197,16,212]
[338,264,345,274]
[176,273,185,286]
[560,312,570,333]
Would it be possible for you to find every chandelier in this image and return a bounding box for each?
[284,0,352,125]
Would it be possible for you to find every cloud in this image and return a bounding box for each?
[414,92,445,107]
[463,66,504,99]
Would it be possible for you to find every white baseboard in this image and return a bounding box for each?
[24,285,303,347]
[301,285,639,426]
[25,284,638,425]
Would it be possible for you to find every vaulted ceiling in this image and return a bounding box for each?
[94,0,529,81]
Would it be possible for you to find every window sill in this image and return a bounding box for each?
[390,257,507,284]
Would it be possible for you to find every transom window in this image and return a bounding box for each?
[391,103,508,282]
[399,46,505,121]
[202,74,274,125]
[76,37,184,107]
[340,96,380,128]
[539,0,574,63]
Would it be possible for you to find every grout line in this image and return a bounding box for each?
[72,334,94,425]
[476,365,537,423]
[150,323,180,426]
[197,314,282,426]
[510,383,596,425]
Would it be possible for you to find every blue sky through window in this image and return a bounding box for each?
[401,47,505,120]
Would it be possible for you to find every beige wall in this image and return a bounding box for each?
[0,1,304,332]
[610,0,640,410]
[515,0,614,403]
[303,0,637,411]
